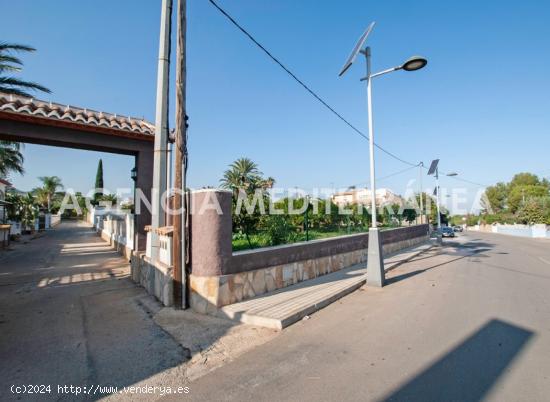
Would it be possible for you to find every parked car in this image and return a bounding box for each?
[440,227,455,237]
[452,225,464,232]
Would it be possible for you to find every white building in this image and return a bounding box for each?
[332,187,404,207]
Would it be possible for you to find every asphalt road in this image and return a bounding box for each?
[2,225,549,401]
[181,231,550,402]
[0,221,186,401]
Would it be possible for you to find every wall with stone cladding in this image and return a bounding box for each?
[131,252,173,306]
[189,224,429,314]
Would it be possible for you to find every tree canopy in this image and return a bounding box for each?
[481,172,550,224]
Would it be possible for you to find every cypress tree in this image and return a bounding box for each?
[93,159,104,204]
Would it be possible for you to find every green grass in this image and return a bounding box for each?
[231,224,406,252]
[232,227,375,252]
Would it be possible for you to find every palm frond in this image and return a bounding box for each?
[0,76,51,95]
[0,54,23,66]
[0,64,22,73]
[0,143,25,177]
[0,43,36,53]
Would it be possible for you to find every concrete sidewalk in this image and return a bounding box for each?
[219,242,434,329]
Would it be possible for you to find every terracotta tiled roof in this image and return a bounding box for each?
[0,178,11,186]
[0,92,155,136]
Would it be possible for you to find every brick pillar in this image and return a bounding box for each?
[189,189,233,276]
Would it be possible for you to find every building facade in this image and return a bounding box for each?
[331,187,404,207]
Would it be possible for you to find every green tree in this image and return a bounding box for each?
[510,172,541,188]
[381,203,403,226]
[8,192,39,231]
[0,141,24,178]
[516,197,550,224]
[508,185,548,213]
[482,182,508,213]
[93,159,104,205]
[0,43,50,97]
[259,214,294,246]
[32,187,49,209]
[37,176,63,212]
[402,207,417,225]
[220,157,274,247]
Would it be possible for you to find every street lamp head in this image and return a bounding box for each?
[401,56,428,72]
[446,172,458,177]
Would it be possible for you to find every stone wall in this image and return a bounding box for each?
[131,252,173,306]
[130,226,174,306]
[189,222,429,314]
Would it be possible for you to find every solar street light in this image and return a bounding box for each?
[339,22,428,287]
[428,159,442,231]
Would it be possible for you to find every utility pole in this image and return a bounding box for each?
[436,167,442,229]
[173,0,187,309]
[419,162,424,224]
[151,0,172,261]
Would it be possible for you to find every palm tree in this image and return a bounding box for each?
[33,187,49,210]
[38,176,63,212]
[1,43,50,179]
[19,193,38,232]
[0,42,50,97]
[220,157,263,193]
[220,158,275,248]
[0,141,24,178]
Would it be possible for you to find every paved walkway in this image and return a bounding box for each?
[220,242,434,329]
[0,221,186,401]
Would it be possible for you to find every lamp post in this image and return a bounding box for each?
[304,194,310,241]
[339,22,427,287]
[419,162,424,224]
[429,161,442,242]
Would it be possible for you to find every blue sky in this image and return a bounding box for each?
[3,0,550,212]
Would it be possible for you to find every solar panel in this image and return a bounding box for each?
[427,159,439,176]
[338,22,375,77]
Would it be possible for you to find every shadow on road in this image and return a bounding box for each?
[381,319,534,402]
[385,238,495,286]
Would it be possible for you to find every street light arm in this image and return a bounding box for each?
[360,65,402,81]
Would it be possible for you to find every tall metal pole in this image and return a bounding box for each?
[435,166,442,229]
[173,0,187,309]
[419,162,424,224]
[304,195,310,241]
[151,0,172,262]
[364,47,385,287]
[366,48,377,229]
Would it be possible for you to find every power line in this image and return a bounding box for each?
[329,163,420,191]
[208,0,485,186]
[377,164,419,182]
[445,175,488,188]
[208,0,418,168]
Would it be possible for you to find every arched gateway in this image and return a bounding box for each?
[0,92,154,250]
